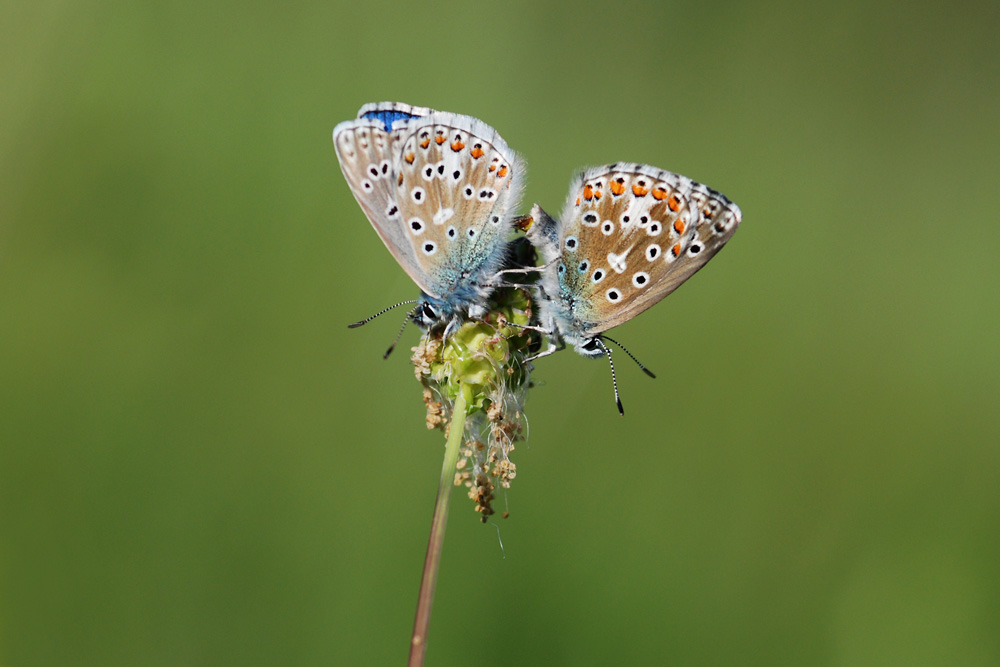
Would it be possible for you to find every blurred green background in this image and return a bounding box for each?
[2,1,998,665]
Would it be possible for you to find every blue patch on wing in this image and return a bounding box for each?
[361,110,422,132]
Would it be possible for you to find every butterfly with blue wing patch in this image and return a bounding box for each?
[333,102,526,356]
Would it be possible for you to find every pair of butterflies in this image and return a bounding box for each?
[333,102,741,413]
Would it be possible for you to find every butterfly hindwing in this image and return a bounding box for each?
[394,113,525,299]
[548,163,741,337]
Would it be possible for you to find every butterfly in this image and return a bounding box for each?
[523,163,741,413]
[333,102,525,355]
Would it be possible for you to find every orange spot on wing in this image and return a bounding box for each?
[498,166,508,178]
[583,184,594,200]
[435,135,446,145]
[672,243,681,257]
[652,187,668,200]
[470,146,484,159]
[404,152,415,164]
[668,195,681,212]
[673,219,685,235]
[489,164,496,172]
[575,197,581,206]
[420,138,430,149]
[610,180,625,196]
[451,140,465,151]
[594,190,602,199]
[632,184,649,196]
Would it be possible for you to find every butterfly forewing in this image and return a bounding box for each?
[394,113,525,297]
[333,107,438,294]
[555,163,741,335]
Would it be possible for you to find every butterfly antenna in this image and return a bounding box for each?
[347,300,419,329]
[599,335,656,378]
[383,305,422,360]
[594,338,625,416]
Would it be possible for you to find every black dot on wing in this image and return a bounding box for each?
[453,170,461,180]
[437,165,445,175]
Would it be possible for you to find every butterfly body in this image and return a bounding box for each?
[334,102,525,328]
[526,163,741,357]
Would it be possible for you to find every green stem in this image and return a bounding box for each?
[408,384,470,667]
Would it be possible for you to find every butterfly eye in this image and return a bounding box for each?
[591,269,605,284]
[606,288,622,303]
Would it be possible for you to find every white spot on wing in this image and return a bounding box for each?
[433,208,454,225]
[607,246,633,274]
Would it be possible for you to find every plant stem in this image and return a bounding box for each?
[408,384,470,667]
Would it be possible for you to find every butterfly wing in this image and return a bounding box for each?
[333,102,439,295]
[548,163,741,337]
[392,113,525,300]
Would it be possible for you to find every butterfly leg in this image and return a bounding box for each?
[523,336,564,364]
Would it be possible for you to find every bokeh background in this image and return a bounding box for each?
[3,1,998,665]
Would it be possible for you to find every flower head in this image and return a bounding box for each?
[412,287,536,520]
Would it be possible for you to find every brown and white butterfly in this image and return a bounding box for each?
[334,102,525,355]
[523,163,741,413]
